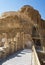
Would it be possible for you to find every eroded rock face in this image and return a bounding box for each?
[0,5,45,59]
[20,5,41,23]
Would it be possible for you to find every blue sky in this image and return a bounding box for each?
[0,0,45,19]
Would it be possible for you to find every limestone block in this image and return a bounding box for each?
[0,47,6,59]
[0,51,3,59]
[4,42,10,56]
[14,41,17,52]
[14,37,18,51]
[7,47,10,55]
[1,51,6,59]
[17,45,21,50]
[0,42,2,47]
[11,43,15,53]
[3,46,9,56]
[8,41,15,54]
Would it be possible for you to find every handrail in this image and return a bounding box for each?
[32,45,41,65]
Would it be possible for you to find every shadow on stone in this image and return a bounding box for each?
[0,49,23,65]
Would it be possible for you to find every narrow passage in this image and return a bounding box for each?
[0,49,33,65]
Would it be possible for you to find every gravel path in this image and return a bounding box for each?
[0,49,32,65]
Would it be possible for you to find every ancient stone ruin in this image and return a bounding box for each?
[0,5,45,65]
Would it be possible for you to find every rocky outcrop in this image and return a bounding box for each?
[0,5,45,59]
[20,5,41,24]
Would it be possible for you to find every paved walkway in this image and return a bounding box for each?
[0,49,33,65]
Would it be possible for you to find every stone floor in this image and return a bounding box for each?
[0,49,33,65]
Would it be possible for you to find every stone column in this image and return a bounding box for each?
[14,37,17,51]
[20,32,25,49]
[16,32,21,50]
[3,33,10,56]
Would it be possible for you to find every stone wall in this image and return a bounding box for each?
[0,5,45,60]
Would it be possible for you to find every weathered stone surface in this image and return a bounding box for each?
[0,5,45,59]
